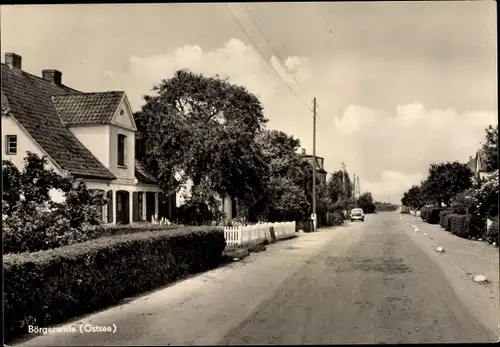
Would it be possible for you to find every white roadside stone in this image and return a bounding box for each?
[473,274,488,283]
[435,246,444,253]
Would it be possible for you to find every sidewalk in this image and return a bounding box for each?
[400,214,499,340]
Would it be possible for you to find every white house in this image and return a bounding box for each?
[1,53,175,225]
[467,149,494,185]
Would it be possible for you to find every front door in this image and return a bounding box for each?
[146,192,156,222]
[116,191,130,225]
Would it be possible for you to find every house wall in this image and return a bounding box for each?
[69,125,110,168]
[111,97,136,129]
[2,115,66,203]
[109,124,136,182]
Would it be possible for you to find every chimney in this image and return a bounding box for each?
[42,69,62,85]
[5,53,22,69]
[301,148,306,155]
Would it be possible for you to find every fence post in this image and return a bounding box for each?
[238,226,244,245]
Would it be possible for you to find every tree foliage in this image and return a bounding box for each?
[481,124,498,172]
[135,69,269,218]
[253,130,310,222]
[401,185,424,209]
[327,170,353,211]
[356,192,376,214]
[2,153,106,253]
[421,162,473,206]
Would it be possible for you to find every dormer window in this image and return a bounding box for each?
[117,134,126,167]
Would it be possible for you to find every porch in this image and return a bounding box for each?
[91,189,175,225]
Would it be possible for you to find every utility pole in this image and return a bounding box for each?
[353,173,356,206]
[312,97,317,232]
[341,162,346,217]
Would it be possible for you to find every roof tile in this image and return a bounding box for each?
[1,63,116,180]
[53,91,124,125]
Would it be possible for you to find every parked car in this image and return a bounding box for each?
[351,208,365,222]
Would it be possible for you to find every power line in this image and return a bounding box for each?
[222,4,312,115]
[240,3,326,129]
[241,4,305,93]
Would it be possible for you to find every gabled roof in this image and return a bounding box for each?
[52,91,124,125]
[135,159,157,184]
[476,149,488,172]
[1,63,116,180]
[466,156,477,172]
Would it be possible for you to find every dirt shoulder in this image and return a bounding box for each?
[400,215,499,341]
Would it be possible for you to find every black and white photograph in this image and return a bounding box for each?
[1,1,498,345]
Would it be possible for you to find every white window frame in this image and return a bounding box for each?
[5,135,17,155]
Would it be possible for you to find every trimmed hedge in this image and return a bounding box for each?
[449,214,470,238]
[439,210,452,228]
[443,214,453,231]
[99,223,182,236]
[4,227,226,342]
[426,207,444,224]
[420,206,430,221]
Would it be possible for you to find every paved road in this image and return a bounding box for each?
[16,213,495,346]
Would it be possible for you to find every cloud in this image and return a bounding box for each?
[126,38,497,203]
[362,171,425,203]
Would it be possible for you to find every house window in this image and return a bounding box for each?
[5,135,17,155]
[117,134,126,166]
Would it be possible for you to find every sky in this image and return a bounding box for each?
[1,2,497,203]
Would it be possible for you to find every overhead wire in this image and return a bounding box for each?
[239,3,325,129]
[222,3,314,118]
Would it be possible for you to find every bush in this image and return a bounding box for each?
[449,214,470,238]
[439,210,452,228]
[484,217,499,245]
[3,227,226,342]
[331,211,344,226]
[427,207,444,224]
[3,153,108,254]
[450,189,476,215]
[443,214,453,231]
[420,206,430,221]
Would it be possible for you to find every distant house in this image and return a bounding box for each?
[1,53,175,225]
[466,149,492,184]
[300,148,327,184]
[175,175,236,222]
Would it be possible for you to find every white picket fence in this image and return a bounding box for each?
[223,222,296,246]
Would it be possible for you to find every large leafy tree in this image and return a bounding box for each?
[135,69,269,218]
[254,130,309,221]
[401,185,424,209]
[481,124,498,172]
[356,192,376,214]
[327,170,353,211]
[423,162,473,206]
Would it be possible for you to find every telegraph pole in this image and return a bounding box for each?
[341,162,346,217]
[312,97,317,232]
[353,173,356,208]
